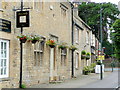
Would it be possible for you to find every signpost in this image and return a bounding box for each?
[16,0,30,88]
[98,55,105,60]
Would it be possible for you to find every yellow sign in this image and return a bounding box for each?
[97,55,105,60]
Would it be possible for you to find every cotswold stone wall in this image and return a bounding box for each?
[0,2,72,89]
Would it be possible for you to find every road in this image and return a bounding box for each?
[31,69,119,89]
[80,70,119,88]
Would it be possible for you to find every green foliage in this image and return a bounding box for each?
[83,66,91,75]
[69,45,77,51]
[58,42,68,49]
[86,52,91,60]
[21,84,26,89]
[29,35,41,41]
[81,50,86,59]
[83,66,91,71]
[81,50,86,55]
[46,40,56,46]
[90,63,96,68]
[111,19,120,62]
[17,34,28,40]
[102,40,113,55]
[90,63,96,73]
[78,2,119,38]
[96,61,102,65]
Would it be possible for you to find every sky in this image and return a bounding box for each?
[91,0,120,5]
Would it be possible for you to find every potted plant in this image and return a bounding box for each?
[69,45,77,51]
[83,66,90,75]
[58,42,68,50]
[29,35,41,44]
[96,61,102,65]
[95,61,103,74]
[17,34,28,43]
[81,50,86,59]
[86,52,90,60]
[46,40,56,48]
[90,63,96,73]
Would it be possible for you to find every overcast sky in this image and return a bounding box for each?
[91,0,120,5]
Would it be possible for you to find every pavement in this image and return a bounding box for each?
[30,68,119,88]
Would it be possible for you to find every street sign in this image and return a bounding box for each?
[16,11,29,28]
[98,55,105,60]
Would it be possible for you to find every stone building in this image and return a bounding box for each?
[0,0,93,89]
[72,4,92,77]
[91,32,96,63]
[0,1,73,88]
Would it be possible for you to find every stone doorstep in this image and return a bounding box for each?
[49,76,64,84]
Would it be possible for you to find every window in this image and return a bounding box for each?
[86,32,89,44]
[34,1,43,10]
[61,8,66,17]
[0,1,1,9]
[0,40,9,78]
[75,27,79,44]
[75,53,79,69]
[60,3,68,18]
[61,49,67,66]
[34,41,44,66]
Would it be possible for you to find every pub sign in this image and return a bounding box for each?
[0,19,11,33]
[16,11,29,28]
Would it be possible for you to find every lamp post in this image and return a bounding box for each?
[19,0,23,88]
[100,4,103,80]
[70,2,74,78]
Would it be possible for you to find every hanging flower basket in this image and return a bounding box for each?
[58,42,68,50]
[81,54,86,59]
[46,40,56,48]
[69,45,77,51]
[20,38,27,43]
[31,40,38,44]
[86,52,91,60]
[49,45,56,48]
[81,50,86,59]
[17,34,28,43]
[28,35,41,44]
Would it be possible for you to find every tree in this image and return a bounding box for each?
[78,2,120,39]
[111,19,120,62]
[78,2,119,58]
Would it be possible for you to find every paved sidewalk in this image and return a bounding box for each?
[30,71,112,88]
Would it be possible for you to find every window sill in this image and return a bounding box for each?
[75,68,79,70]
[0,77,11,82]
[0,9,4,12]
[61,53,66,56]
[75,41,79,45]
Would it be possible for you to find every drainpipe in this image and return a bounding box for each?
[71,3,74,78]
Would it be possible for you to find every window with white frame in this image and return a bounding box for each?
[75,53,79,69]
[34,41,44,66]
[61,49,67,66]
[0,40,9,78]
[75,27,79,44]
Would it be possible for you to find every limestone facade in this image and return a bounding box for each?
[0,1,93,89]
